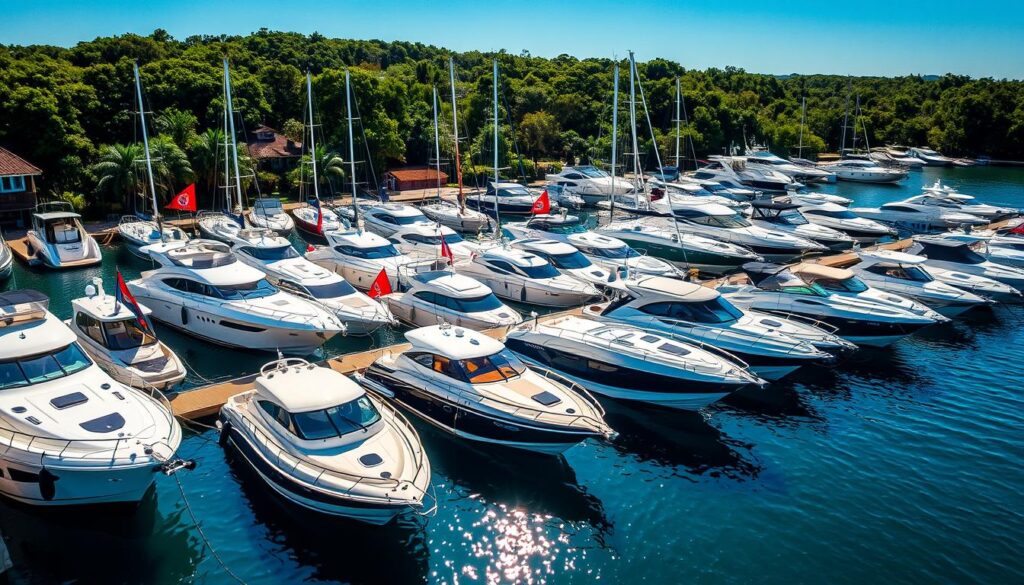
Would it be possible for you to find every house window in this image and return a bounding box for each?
[0,176,26,193]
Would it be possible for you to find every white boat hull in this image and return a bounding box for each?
[0,458,157,506]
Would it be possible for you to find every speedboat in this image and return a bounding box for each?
[357,324,614,454]
[0,289,181,505]
[908,235,1024,292]
[744,150,836,183]
[851,250,991,317]
[0,235,13,281]
[293,200,346,236]
[454,246,601,307]
[306,229,438,291]
[908,181,1019,221]
[597,217,761,274]
[418,200,491,234]
[545,165,636,206]
[465,182,556,217]
[907,147,953,166]
[69,279,187,390]
[218,357,431,524]
[196,210,245,244]
[851,200,989,233]
[362,203,434,238]
[118,216,190,258]
[505,315,764,410]
[789,263,947,322]
[748,200,854,251]
[128,239,344,353]
[503,212,591,242]
[819,159,907,183]
[794,201,895,243]
[385,270,522,331]
[692,156,802,193]
[585,277,841,380]
[509,238,624,293]
[247,198,295,235]
[564,232,685,279]
[869,148,926,169]
[25,202,102,269]
[720,263,939,347]
[671,201,827,262]
[228,228,394,335]
[784,192,852,207]
[388,224,483,262]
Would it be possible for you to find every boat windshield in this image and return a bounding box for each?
[813,276,870,293]
[869,265,933,282]
[458,350,528,384]
[497,186,532,197]
[757,270,828,296]
[393,213,428,225]
[103,319,157,350]
[641,297,744,324]
[290,395,382,440]
[533,221,587,235]
[414,291,505,312]
[209,279,279,300]
[545,251,592,270]
[806,208,858,220]
[239,245,299,261]
[254,200,284,213]
[585,244,640,259]
[0,343,93,390]
[304,279,357,299]
[577,166,607,178]
[684,213,752,229]
[334,243,401,259]
[403,232,465,245]
[778,209,809,226]
[519,262,561,279]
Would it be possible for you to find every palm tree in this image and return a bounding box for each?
[93,143,144,212]
[156,108,198,150]
[189,128,225,198]
[149,135,193,203]
[318,150,345,194]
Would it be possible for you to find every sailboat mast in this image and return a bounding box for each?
[674,77,681,169]
[132,63,160,233]
[609,60,619,219]
[839,79,851,158]
[449,57,464,211]
[222,72,231,212]
[852,94,860,152]
[432,86,442,199]
[628,52,641,207]
[306,72,320,201]
[345,69,359,226]
[223,58,244,212]
[797,96,806,158]
[492,59,501,230]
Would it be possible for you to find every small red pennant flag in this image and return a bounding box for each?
[531,190,551,215]
[166,183,197,212]
[368,268,392,298]
[440,232,454,265]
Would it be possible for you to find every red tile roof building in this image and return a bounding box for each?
[246,126,302,170]
[0,147,41,218]
[383,167,449,191]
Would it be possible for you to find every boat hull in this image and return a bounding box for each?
[0,458,157,506]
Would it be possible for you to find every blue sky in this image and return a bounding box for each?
[3,0,1023,78]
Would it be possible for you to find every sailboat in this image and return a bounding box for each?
[292,72,347,236]
[197,58,249,243]
[419,59,491,234]
[820,93,907,184]
[117,63,190,257]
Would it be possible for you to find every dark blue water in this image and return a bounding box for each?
[1,167,1023,584]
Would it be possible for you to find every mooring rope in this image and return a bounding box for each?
[174,473,248,585]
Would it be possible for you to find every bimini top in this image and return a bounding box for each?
[33,211,83,221]
[625,276,719,302]
[790,262,855,281]
[408,271,490,298]
[255,361,364,413]
[405,324,505,360]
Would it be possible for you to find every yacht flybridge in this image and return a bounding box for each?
[545,166,636,206]
[0,290,182,505]
[219,357,431,523]
[505,316,764,410]
[26,202,102,269]
[128,239,344,353]
[384,270,522,331]
[70,280,187,391]
[903,181,1019,221]
[454,246,602,307]
[358,325,614,455]
[851,250,991,317]
[748,200,855,251]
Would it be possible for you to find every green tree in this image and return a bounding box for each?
[92,143,143,211]
[156,108,198,149]
[517,110,560,165]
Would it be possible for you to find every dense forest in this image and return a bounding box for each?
[1,29,1023,215]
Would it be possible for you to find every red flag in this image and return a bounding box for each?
[531,190,551,215]
[368,268,392,298]
[166,183,197,212]
[114,270,150,332]
[316,206,324,235]
[1010,223,1024,235]
[440,232,454,265]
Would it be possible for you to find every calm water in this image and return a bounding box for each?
[1,167,1023,584]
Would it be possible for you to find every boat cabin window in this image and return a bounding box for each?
[459,351,528,384]
[402,232,464,245]
[0,344,92,389]
[882,205,919,213]
[920,244,985,264]
[238,245,299,261]
[562,173,584,180]
[678,212,751,229]
[640,297,743,324]
[163,277,278,300]
[408,352,466,381]
[483,259,517,275]
[756,271,828,297]
[808,275,870,293]
[803,208,858,220]
[495,185,531,197]
[103,319,156,350]
[578,166,606,178]
[413,291,504,312]
[291,396,381,440]
[864,264,932,282]
[778,209,809,226]
[46,218,82,244]
[541,251,592,270]
[529,220,587,235]
[581,244,639,259]
[299,279,357,299]
[334,243,400,259]
[75,312,106,346]
[254,200,284,213]
[517,261,560,279]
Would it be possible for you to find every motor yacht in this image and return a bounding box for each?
[69,280,186,391]
[789,263,947,322]
[503,212,590,242]
[545,165,636,206]
[385,269,522,331]
[306,229,439,291]
[648,180,754,216]
[905,181,1019,221]
[909,235,1024,292]
[851,250,991,317]
[357,324,614,454]
[565,232,685,279]
[196,210,246,244]
[748,201,854,251]
[454,246,601,307]
[505,315,763,410]
[719,263,938,347]
[743,150,836,183]
[0,290,181,505]
[907,147,953,166]
[418,200,491,234]
[671,202,828,262]
[509,238,624,293]
[25,203,102,269]
[851,200,989,233]
[0,235,13,281]
[676,175,758,203]
[218,357,431,524]
[984,235,1024,268]
[229,228,394,335]
[247,198,295,235]
[118,216,190,258]
[465,182,557,217]
[388,224,483,262]
[794,201,894,243]
[362,203,434,238]
[585,277,842,380]
[293,200,347,236]
[819,159,907,183]
[692,156,802,193]
[869,148,926,169]
[128,239,344,353]
[597,218,761,274]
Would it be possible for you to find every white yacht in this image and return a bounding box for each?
[357,325,614,454]
[869,148,926,169]
[418,200,491,234]
[454,247,601,307]
[794,201,895,243]
[0,235,13,281]
[597,217,761,274]
[719,263,939,347]
[247,198,295,235]
[128,239,344,353]
[907,147,954,166]
[671,202,828,262]
[218,357,431,524]
[505,316,763,410]
[904,181,1019,221]
[293,201,346,236]
[789,263,947,322]
[852,200,990,232]
[465,182,554,217]
[385,270,522,331]
[744,150,836,184]
[541,184,586,210]
[388,224,483,262]
[820,159,907,183]
[566,232,685,279]
[748,200,855,251]
[692,156,802,193]
[545,166,636,206]
[361,203,433,238]
[228,228,394,335]
[851,250,991,317]
[784,191,853,207]
[586,277,844,380]
[306,229,438,291]
[909,235,1024,292]
[676,175,758,203]
[984,235,1024,268]
[509,238,624,293]
[118,216,190,258]
[196,210,246,243]
[0,290,182,505]
[69,280,186,391]
[25,203,102,269]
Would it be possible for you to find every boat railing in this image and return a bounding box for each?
[652,317,822,359]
